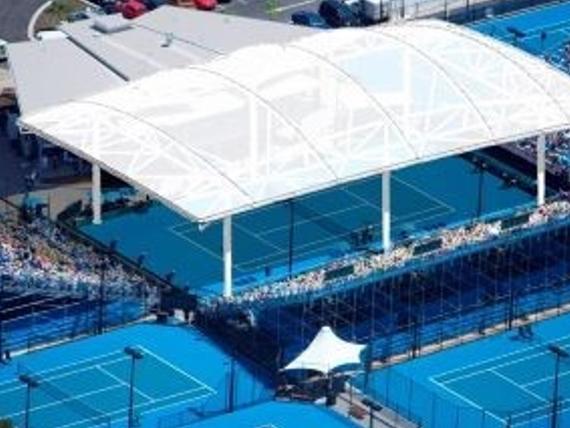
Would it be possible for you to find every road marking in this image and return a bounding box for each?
[274,0,318,13]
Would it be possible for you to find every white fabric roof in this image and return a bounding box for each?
[21,20,570,222]
[283,326,366,374]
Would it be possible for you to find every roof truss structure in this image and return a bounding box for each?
[21,20,570,223]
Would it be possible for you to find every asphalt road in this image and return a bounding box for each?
[0,0,48,42]
[220,0,321,23]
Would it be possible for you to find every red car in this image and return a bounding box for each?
[114,0,147,18]
[193,0,217,11]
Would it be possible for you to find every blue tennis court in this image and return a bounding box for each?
[189,401,357,428]
[81,155,534,296]
[473,0,570,59]
[0,323,271,428]
[360,312,570,428]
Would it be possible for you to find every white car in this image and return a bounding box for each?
[0,39,7,62]
[35,30,68,41]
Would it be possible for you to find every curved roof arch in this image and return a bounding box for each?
[22,20,570,222]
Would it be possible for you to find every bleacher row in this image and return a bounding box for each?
[204,197,570,311]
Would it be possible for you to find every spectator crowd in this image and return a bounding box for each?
[205,198,570,311]
[0,210,155,303]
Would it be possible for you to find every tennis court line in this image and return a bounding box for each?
[489,369,547,403]
[430,333,570,381]
[392,175,455,214]
[96,364,155,401]
[4,384,124,419]
[429,376,506,425]
[434,349,560,385]
[0,351,127,391]
[522,367,570,387]
[3,347,217,428]
[60,389,216,428]
[235,205,453,271]
[0,356,129,396]
[137,345,217,394]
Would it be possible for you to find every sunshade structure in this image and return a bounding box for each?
[20,20,570,222]
[283,326,366,374]
[18,17,570,296]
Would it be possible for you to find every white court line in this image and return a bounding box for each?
[96,365,154,402]
[0,357,129,397]
[236,205,453,271]
[490,369,547,403]
[509,397,570,423]
[430,377,506,425]
[0,350,126,390]
[431,333,570,381]
[435,350,561,385]
[392,175,455,213]
[60,389,215,428]
[5,384,124,419]
[523,368,570,387]
[137,345,216,394]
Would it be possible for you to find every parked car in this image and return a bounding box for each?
[0,39,6,62]
[121,0,147,19]
[318,0,358,28]
[193,0,217,11]
[140,0,168,10]
[291,11,329,29]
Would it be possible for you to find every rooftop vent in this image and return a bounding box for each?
[93,16,132,34]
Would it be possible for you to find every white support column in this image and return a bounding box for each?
[92,164,102,225]
[537,133,546,207]
[382,171,392,252]
[223,215,233,298]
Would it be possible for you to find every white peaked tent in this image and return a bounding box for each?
[283,326,366,374]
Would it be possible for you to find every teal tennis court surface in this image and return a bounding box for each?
[473,0,570,60]
[432,336,570,426]
[0,323,271,428]
[189,401,358,428]
[0,347,214,428]
[361,312,570,428]
[81,155,534,295]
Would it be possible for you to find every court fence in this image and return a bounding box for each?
[15,362,112,428]
[354,361,570,428]
[156,358,275,428]
[382,0,558,23]
[0,197,161,357]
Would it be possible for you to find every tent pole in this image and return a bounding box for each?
[537,133,546,206]
[223,215,233,298]
[382,171,392,252]
[92,164,102,225]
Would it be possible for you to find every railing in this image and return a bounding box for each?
[205,194,570,311]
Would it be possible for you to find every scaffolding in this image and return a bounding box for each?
[210,214,570,368]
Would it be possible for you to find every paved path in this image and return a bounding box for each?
[0,0,49,42]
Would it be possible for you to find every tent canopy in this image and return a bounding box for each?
[283,326,366,374]
[21,20,570,223]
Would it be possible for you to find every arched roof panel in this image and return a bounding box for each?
[22,21,570,222]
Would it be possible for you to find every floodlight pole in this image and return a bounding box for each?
[382,171,392,252]
[92,164,102,225]
[537,133,546,207]
[549,344,569,428]
[19,374,39,428]
[124,346,144,428]
[223,216,233,298]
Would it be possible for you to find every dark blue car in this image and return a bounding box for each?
[318,0,358,28]
[291,11,330,29]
